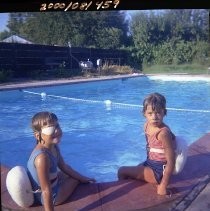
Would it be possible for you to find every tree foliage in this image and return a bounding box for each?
[5,11,129,49]
[129,9,209,67]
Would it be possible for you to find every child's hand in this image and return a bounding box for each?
[157,185,172,197]
[80,176,96,183]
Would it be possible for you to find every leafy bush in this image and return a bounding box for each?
[192,41,209,65]
[101,65,133,75]
[143,40,209,67]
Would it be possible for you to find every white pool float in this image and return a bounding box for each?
[173,136,188,174]
[150,136,188,174]
[6,166,34,207]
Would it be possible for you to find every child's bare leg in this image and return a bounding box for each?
[118,165,157,183]
[118,165,140,180]
[54,172,80,205]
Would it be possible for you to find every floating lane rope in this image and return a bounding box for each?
[21,90,210,113]
[166,107,210,113]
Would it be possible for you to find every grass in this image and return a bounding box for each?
[143,63,209,74]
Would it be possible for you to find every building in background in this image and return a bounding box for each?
[1,35,33,44]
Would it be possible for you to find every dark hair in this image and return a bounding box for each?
[142,93,167,115]
[31,111,58,144]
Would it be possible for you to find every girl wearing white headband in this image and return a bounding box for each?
[27,111,96,211]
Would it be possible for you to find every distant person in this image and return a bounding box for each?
[118,93,176,196]
[27,111,96,211]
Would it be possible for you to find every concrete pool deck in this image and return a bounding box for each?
[0,73,210,91]
[1,133,210,210]
[0,74,143,91]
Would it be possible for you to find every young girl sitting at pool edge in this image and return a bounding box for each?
[27,111,96,211]
[118,92,176,196]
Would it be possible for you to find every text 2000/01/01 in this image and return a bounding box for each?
[40,0,120,11]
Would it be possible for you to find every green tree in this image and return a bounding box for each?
[164,9,208,42]
[130,11,159,64]
[95,27,123,49]
[7,11,129,49]
[7,13,27,35]
[0,30,11,40]
[130,10,209,66]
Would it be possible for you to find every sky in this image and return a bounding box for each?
[0,13,9,31]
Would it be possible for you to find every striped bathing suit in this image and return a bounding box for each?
[143,122,175,183]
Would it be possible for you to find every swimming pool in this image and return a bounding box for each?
[0,75,210,182]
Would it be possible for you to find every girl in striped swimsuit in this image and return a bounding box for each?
[118,93,176,196]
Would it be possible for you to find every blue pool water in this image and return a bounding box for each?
[0,75,210,182]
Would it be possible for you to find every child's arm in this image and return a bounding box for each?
[35,153,54,211]
[157,130,175,195]
[57,149,96,183]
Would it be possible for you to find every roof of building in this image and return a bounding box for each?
[1,35,33,44]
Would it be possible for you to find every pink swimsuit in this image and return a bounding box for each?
[144,122,175,162]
